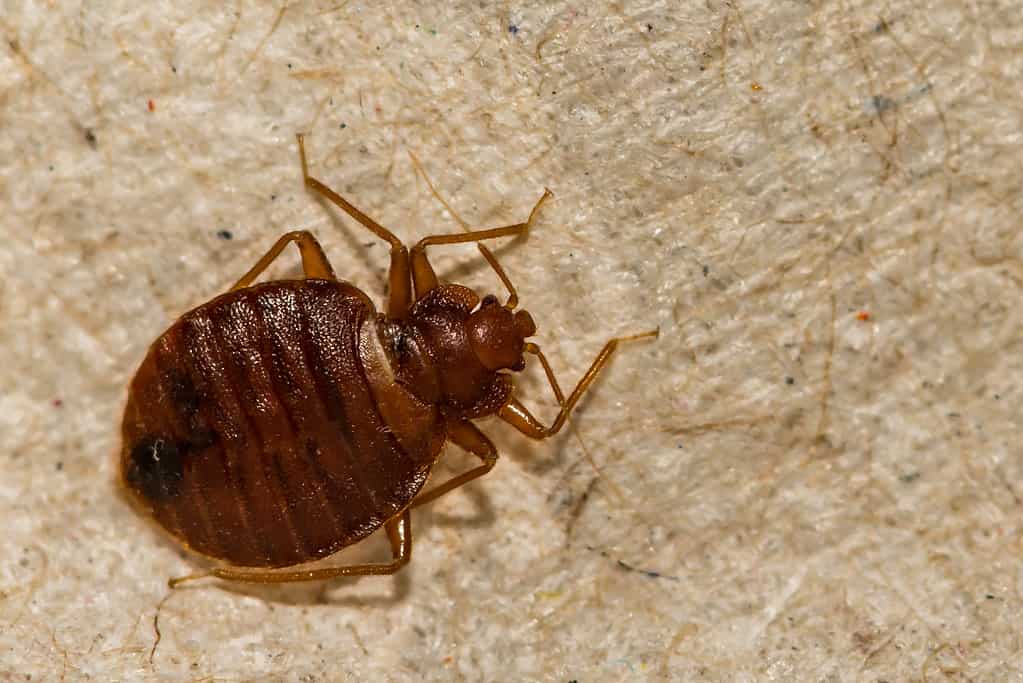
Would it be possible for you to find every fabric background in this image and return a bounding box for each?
[1,1,1021,680]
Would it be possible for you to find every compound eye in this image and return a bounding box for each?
[481,294,499,307]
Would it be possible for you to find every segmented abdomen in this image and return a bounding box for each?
[121,279,431,568]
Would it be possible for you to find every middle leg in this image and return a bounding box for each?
[297,134,412,318]
[411,420,497,509]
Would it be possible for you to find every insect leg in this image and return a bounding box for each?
[167,510,412,586]
[230,230,336,290]
[297,134,412,319]
[499,330,659,439]
[409,190,551,300]
[408,151,551,307]
[410,420,497,509]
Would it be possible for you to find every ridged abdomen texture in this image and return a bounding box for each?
[121,280,433,567]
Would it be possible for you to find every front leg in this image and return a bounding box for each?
[500,330,659,438]
[408,190,551,301]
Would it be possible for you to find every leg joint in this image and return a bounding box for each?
[393,550,412,570]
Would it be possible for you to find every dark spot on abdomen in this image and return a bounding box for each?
[156,365,216,453]
[127,435,186,502]
[162,367,203,421]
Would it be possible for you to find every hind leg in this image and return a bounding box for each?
[230,230,335,290]
[168,510,412,586]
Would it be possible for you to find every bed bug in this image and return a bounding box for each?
[120,134,656,587]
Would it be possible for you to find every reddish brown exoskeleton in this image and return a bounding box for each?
[120,135,656,586]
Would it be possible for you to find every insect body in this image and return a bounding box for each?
[120,135,655,586]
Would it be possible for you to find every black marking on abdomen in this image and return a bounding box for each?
[154,346,217,447]
[127,435,187,502]
[162,366,202,420]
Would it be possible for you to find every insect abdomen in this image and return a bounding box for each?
[121,280,431,568]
